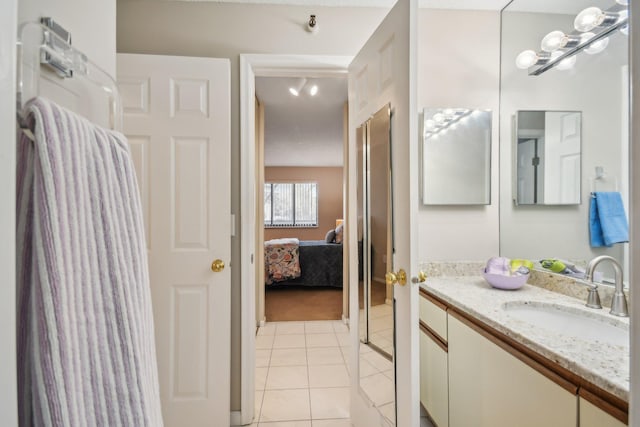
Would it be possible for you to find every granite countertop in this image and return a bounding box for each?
[419,276,630,402]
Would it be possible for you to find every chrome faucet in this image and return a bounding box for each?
[584,255,629,317]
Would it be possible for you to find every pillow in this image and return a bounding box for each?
[325,229,336,243]
[334,223,344,244]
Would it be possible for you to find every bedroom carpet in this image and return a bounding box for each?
[266,287,343,321]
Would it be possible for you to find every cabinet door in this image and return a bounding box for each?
[448,314,577,427]
[580,397,626,427]
[420,329,448,427]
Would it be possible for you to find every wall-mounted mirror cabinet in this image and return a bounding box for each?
[515,110,582,205]
[422,108,492,205]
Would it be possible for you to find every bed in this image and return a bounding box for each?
[265,239,343,288]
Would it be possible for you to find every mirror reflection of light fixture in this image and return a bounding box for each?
[288,78,307,97]
[515,1,627,75]
[423,108,473,139]
[309,84,318,96]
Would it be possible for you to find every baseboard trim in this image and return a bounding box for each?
[230,411,242,426]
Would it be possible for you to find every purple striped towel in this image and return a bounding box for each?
[16,97,163,426]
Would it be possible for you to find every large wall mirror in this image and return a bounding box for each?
[357,104,396,425]
[500,0,630,278]
[515,110,582,205]
[422,108,492,205]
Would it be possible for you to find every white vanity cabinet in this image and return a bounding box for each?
[447,313,577,427]
[580,397,627,427]
[419,292,449,426]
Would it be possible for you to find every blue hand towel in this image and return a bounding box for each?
[589,192,629,247]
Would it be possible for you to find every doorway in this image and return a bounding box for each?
[256,76,348,323]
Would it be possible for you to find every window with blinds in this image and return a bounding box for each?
[264,182,318,227]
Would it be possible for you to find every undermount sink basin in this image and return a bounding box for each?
[502,301,629,348]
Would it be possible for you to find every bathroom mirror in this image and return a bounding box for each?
[357,104,396,425]
[422,108,492,205]
[515,110,582,205]
[500,0,629,277]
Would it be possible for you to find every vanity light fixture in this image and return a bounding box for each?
[309,84,318,96]
[516,1,628,75]
[423,108,473,139]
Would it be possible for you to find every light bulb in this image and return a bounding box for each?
[551,51,577,71]
[620,24,629,35]
[616,0,629,5]
[574,7,604,32]
[515,50,539,69]
[443,108,454,116]
[618,9,629,23]
[309,85,318,96]
[581,32,609,54]
[433,113,445,123]
[541,31,566,52]
[425,120,436,130]
[289,87,299,96]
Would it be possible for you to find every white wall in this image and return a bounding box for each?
[0,0,18,424]
[18,0,116,75]
[417,9,501,262]
[116,1,388,410]
[500,11,626,266]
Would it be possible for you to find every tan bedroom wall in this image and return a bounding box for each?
[264,166,343,241]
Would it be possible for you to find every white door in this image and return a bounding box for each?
[117,53,231,427]
[544,112,581,204]
[347,0,419,426]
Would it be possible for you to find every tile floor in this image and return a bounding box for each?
[252,320,353,426]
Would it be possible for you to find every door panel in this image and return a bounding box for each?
[117,53,231,427]
[348,0,419,426]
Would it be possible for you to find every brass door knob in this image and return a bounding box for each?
[385,269,407,286]
[211,259,225,272]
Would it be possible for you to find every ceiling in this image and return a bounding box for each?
[256,76,347,167]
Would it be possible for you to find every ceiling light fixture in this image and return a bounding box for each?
[423,108,473,139]
[309,84,318,96]
[515,1,627,75]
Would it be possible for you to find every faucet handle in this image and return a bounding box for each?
[585,287,602,309]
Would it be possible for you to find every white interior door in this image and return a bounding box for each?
[544,112,581,204]
[347,0,419,426]
[117,53,231,427]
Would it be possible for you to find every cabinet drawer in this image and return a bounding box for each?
[420,327,449,427]
[419,291,447,342]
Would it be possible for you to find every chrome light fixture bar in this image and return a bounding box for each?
[516,2,628,76]
[529,14,628,76]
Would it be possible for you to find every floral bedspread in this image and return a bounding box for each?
[264,238,301,285]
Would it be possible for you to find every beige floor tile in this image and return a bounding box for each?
[304,321,335,334]
[257,323,277,336]
[306,333,339,348]
[309,387,350,420]
[255,389,264,420]
[358,373,394,407]
[259,421,312,427]
[358,358,379,378]
[256,367,269,390]
[308,364,350,388]
[306,347,345,366]
[275,321,306,335]
[256,334,275,350]
[256,349,271,368]
[312,420,352,427]
[273,334,306,349]
[260,389,311,422]
[332,321,349,334]
[270,348,307,367]
[266,366,309,390]
[362,350,393,372]
[336,332,350,347]
[378,401,395,424]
